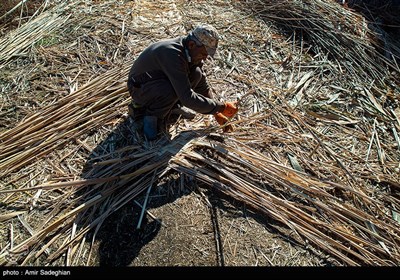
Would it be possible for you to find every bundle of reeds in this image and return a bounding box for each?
[0,1,72,69]
[237,0,400,85]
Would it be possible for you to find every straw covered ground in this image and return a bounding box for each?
[0,0,399,267]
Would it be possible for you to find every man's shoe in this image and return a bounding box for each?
[170,105,196,120]
[143,115,158,140]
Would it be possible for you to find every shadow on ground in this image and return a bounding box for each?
[76,116,332,266]
[77,115,216,266]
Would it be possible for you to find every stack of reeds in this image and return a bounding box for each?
[237,0,400,85]
[0,1,72,69]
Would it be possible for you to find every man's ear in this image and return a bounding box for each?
[187,40,196,50]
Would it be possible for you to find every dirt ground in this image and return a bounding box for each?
[91,167,332,267]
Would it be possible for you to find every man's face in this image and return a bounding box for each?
[188,40,209,64]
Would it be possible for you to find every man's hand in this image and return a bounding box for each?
[214,112,229,126]
[214,101,239,132]
[221,101,238,118]
[214,112,234,132]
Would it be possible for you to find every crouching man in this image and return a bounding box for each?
[127,24,238,140]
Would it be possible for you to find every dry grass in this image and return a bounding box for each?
[0,0,399,266]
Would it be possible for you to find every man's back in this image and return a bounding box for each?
[129,37,187,80]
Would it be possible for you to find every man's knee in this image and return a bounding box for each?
[141,80,177,118]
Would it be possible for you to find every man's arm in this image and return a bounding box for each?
[160,50,223,114]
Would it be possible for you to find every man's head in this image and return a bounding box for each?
[187,24,219,64]
[191,24,219,58]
